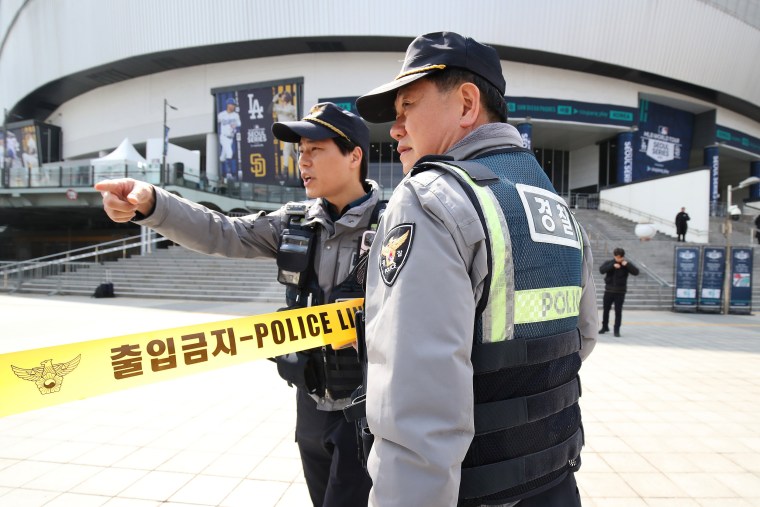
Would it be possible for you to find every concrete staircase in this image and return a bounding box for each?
[573,209,760,312]
[8,246,286,303]
[5,210,759,311]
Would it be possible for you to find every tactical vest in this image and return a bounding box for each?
[275,200,384,401]
[346,149,585,505]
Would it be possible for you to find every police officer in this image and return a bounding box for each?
[353,32,598,506]
[95,102,377,507]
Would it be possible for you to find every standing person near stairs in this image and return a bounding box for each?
[675,207,690,242]
[599,247,639,337]
[95,102,377,507]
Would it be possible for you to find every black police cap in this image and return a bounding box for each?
[272,102,369,156]
[356,31,506,123]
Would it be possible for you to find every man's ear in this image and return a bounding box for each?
[350,146,363,167]
[459,82,482,128]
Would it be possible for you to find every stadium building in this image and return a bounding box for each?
[1,0,759,259]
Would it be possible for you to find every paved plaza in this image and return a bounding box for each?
[1,294,759,506]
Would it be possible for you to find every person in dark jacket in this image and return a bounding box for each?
[675,207,690,241]
[599,247,639,337]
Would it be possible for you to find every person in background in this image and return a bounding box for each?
[599,247,639,338]
[95,102,377,507]
[675,207,690,242]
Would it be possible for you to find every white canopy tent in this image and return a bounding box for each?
[92,138,154,182]
[92,138,147,164]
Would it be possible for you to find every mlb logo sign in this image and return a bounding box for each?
[658,125,669,136]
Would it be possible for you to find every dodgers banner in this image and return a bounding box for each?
[698,246,725,312]
[673,246,700,311]
[729,247,754,314]
[212,78,303,186]
[634,100,694,181]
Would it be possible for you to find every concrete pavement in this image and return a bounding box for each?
[1,294,759,506]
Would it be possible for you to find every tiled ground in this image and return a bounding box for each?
[1,294,759,506]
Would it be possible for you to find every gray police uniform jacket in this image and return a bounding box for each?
[363,124,597,507]
[135,180,382,410]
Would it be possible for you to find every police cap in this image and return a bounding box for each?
[272,102,369,155]
[356,31,506,123]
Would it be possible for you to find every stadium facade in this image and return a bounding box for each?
[1,0,759,258]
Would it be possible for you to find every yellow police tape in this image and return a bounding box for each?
[0,298,364,418]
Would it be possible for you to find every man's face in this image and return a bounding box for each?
[614,254,624,263]
[226,103,236,113]
[390,78,466,174]
[298,138,359,206]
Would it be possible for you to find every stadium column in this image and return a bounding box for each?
[206,133,220,190]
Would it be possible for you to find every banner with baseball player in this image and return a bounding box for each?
[212,78,303,186]
[1,123,40,188]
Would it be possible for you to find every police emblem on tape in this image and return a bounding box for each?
[516,184,580,249]
[379,224,414,286]
[11,355,81,395]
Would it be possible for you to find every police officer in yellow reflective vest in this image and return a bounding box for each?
[349,32,598,506]
[96,103,377,506]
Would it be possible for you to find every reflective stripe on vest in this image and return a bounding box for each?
[514,285,582,324]
[443,164,513,344]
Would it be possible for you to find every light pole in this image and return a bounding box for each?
[162,98,178,186]
[722,175,760,314]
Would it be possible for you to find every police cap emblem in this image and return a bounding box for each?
[379,224,414,286]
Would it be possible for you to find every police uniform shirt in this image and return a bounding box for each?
[363,123,597,507]
[134,180,381,409]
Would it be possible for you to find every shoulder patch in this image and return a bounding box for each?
[515,184,580,249]
[379,224,415,286]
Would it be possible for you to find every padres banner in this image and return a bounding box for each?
[0,299,363,418]
[212,77,303,186]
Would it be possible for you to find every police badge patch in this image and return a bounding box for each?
[379,223,414,286]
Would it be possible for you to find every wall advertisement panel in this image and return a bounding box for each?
[212,78,303,186]
[1,123,40,187]
[673,246,700,312]
[697,246,725,312]
[634,100,694,181]
[729,247,753,314]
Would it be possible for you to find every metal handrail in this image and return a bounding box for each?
[599,198,708,236]
[585,218,672,289]
[632,260,673,288]
[1,235,170,277]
